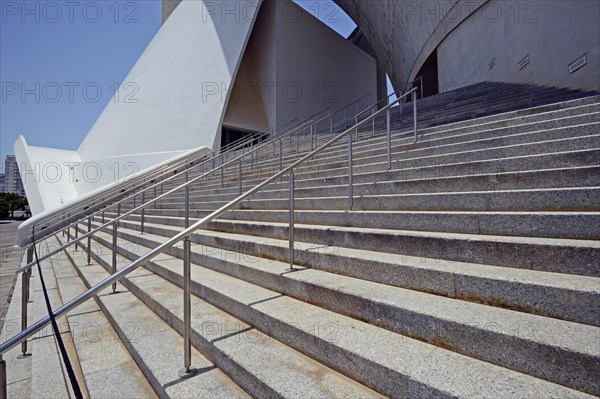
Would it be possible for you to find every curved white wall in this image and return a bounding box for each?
[16,0,262,216]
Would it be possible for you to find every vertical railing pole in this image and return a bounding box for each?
[112,223,117,294]
[329,115,333,135]
[238,160,243,195]
[74,222,79,251]
[344,108,348,129]
[221,165,224,188]
[279,140,283,171]
[154,186,158,209]
[1,354,6,399]
[87,217,92,265]
[310,125,314,151]
[355,116,359,142]
[179,236,196,378]
[348,133,354,210]
[413,90,418,144]
[287,170,295,272]
[372,109,375,136]
[140,191,145,235]
[18,248,33,359]
[185,170,190,229]
[102,211,105,224]
[387,108,392,170]
[133,193,136,209]
[117,203,121,228]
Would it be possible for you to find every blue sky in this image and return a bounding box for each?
[0,0,358,172]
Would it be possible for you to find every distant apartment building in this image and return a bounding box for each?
[0,174,5,193]
[4,155,25,197]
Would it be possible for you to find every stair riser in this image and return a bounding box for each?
[81,245,287,399]
[156,187,600,212]
[155,166,600,206]
[122,211,600,240]
[155,135,599,198]
[78,234,476,398]
[188,129,600,188]
[107,218,599,278]
[248,112,600,171]
[87,220,600,327]
[150,151,600,202]
[83,229,600,396]
[160,111,600,193]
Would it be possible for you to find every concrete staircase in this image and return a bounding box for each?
[3,83,599,398]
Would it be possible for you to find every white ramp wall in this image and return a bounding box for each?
[15,0,262,218]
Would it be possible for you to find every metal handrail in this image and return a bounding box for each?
[22,114,320,248]
[356,91,398,120]
[14,119,315,276]
[25,151,212,242]
[29,95,364,244]
[0,88,418,363]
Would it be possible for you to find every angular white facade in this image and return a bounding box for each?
[15,0,377,246]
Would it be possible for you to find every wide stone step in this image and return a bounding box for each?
[72,231,384,399]
[109,219,600,277]
[159,102,600,194]
[156,187,600,212]
[148,153,600,206]
[77,228,598,397]
[51,237,158,398]
[88,222,599,326]
[178,119,600,194]
[152,134,599,204]
[123,210,600,240]
[156,165,600,208]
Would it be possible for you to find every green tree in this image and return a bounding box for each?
[0,198,9,219]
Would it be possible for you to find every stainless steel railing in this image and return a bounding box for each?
[1,89,413,387]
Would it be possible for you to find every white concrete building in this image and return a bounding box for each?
[15,0,376,220]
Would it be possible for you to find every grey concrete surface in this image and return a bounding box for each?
[0,221,23,332]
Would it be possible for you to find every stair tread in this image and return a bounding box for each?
[81,232,384,399]
[86,229,597,398]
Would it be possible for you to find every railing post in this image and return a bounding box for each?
[387,108,392,170]
[133,193,136,209]
[102,211,105,224]
[154,186,158,209]
[74,222,79,251]
[330,116,333,135]
[87,217,92,265]
[117,203,121,228]
[1,354,6,399]
[178,237,196,378]
[185,170,190,229]
[348,133,354,210]
[310,125,314,151]
[372,109,376,136]
[140,191,145,235]
[238,160,243,195]
[287,170,295,272]
[413,90,418,144]
[279,140,283,171]
[18,248,33,359]
[112,224,117,294]
[355,116,359,142]
[344,108,348,129]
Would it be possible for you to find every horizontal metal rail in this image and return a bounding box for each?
[14,119,315,275]
[1,87,417,357]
